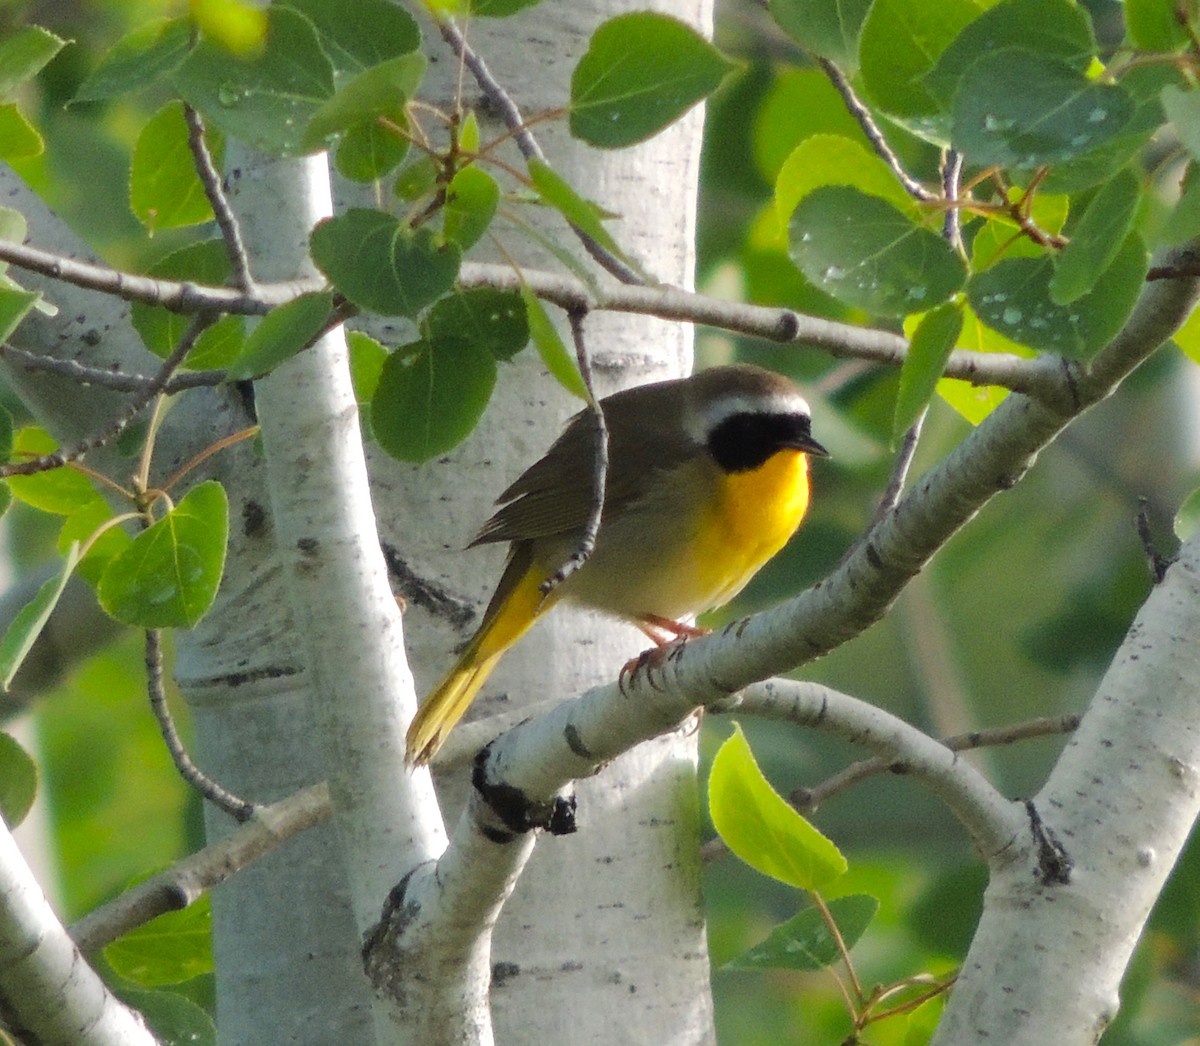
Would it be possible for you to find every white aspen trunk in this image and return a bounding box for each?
[934,528,1200,1043]
[363,2,717,1041]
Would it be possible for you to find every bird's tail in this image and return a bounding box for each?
[405,546,551,765]
[405,639,504,766]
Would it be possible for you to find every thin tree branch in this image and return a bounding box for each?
[0,236,1054,395]
[69,783,331,954]
[0,343,226,393]
[0,237,319,314]
[145,629,255,821]
[875,410,927,522]
[458,263,1055,396]
[0,312,215,478]
[791,713,1083,815]
[735,680,1024,854]
[818,57,936,204]
[183,103,255,292]
[539,307,608,598]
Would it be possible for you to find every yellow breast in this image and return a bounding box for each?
[687,449,811,609]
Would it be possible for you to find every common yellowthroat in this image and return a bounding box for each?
[405,363,827,765]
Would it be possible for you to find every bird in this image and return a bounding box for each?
[405,363,828,765]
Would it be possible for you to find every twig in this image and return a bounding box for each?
[0,237,320,313]
[183,103,255,292]
[943,150,965,252]
[789,713,1082,816]
[0,313,216,478]
[0,344,227,393]
[145,628,255,822]
[874,411,926,523]
[435,15,648,285]
[818,57,936,204]
[70,783,331,954]
[539,307,608,599]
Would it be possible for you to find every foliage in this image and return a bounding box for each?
[0,0,1199,1042]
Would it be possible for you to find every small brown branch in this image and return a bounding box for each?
[539,308,608,599]
[0,313,215,478]
[70,783,330,954]
[818,56,936,204]
[145,628,255,822]
[183,103,255,292]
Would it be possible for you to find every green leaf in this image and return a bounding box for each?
[520,286,588,400]
[106,897,213,986]
[752,68,872,182]
[0,25,66,99]
[226,291,334,380]
[924,0,1096,110]
[423,289,527,361]
[859,0,985,119]
[0,284,40,343]
[1175,485,1200,541]
[968,233,1146,358]
[283,0,421,81]
[527,159,625,260]
[394,155,439,200]
[0,732,38,827]
[183,314,246,370]
[190,0,269,56]
[935,304,1029,423]
[371,340,496,462]
[173,5,335,157]
[470,0,542,14]
[130,102,224,234]
[1049,168,1140,305]
[444,166,500,251]
[951,49,1134,169]
[58,499,133,586]
[725,894,879,971]
[1162,85,1200,165]
[97,481,229,629]
[1126,0,1192,51]
[335,119,410,182]
[7,429,103,516]
[310,209,460,316]
[302,53,425,152]
[348,330,388,404]
[570,12,734,148]
[1161,164,1200,247]
[775,133,918,228]
[0,543,84,692]
[72,18,192,103]
[0,104,43,161]
[894,303,963,444]
[789,186,966,316]
[768,0,872,69]
[132,240,231,359]
[709,724,847,890]
[113,986,216,1046]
